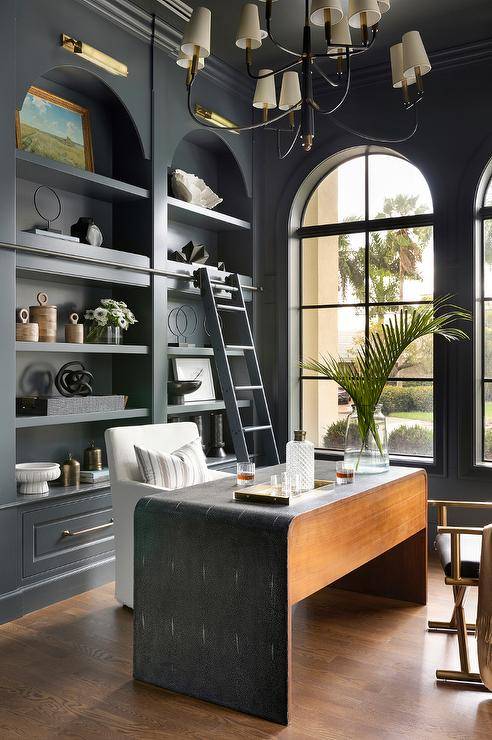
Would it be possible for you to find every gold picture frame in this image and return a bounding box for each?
[16,86,94,172]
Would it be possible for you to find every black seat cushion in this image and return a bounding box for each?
[436,533,481,579]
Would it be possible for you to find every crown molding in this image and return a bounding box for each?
[430,37,492,72]
[154,0,191,23]
[74,0,254,99]
[75,0,170,42]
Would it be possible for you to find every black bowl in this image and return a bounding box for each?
[167,380,202,405]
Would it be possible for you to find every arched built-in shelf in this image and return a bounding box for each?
[168,128,253,280]
[170,128,250,222]
[16,65,151,261]
[166,128,256,466]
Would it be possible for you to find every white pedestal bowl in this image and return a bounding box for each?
[16,463,61,495]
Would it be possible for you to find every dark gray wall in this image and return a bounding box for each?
[253,56,492,529]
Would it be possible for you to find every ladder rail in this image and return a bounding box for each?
[197,267,279,465]
[232,275,279,464]
[198,269,250,462]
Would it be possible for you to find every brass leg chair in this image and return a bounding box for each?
[428,499,492,685]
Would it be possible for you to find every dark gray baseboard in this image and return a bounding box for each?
[0,555,115,625]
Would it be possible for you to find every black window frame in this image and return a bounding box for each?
[478,185,492,463]
[296,151,441,470]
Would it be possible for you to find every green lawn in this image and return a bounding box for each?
[388,411,433,422]
[485,402,492,419]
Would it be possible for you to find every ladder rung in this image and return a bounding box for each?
[235,385,262,391]
[211,281,237,292]
[243,425,272,433]
[216,304,246,312]
[216,303,246,311]
[226,345,254,351]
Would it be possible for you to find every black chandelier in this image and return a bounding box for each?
[178,0,431,158]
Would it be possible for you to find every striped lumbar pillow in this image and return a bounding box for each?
[134,437,210,489]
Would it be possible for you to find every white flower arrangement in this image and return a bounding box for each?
[85,299,137,342]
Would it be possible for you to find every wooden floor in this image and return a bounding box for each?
[1,558,492,739]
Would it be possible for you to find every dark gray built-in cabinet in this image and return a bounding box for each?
[0,0,256,623]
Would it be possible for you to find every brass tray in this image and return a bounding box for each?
[233,479,334,505]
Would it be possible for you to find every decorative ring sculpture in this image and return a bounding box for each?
[167,304,198,344]
[55,361,94,397]
[33,185,62,231]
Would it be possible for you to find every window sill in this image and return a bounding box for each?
[314,448,437,471]
[458,459,492,481]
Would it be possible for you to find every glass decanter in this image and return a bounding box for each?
[286,430,315,492]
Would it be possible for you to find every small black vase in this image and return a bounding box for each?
[206,412,227,458]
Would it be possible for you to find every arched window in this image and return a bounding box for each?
[477,170,492,462]
[298,152,434,457]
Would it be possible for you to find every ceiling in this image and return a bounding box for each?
[138,0,492,73]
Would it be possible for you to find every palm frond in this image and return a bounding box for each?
[301,296,471,447]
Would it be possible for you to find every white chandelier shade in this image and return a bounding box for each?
[390,43,415,88]
[329,15,352,47]
[236,4,263,50]
[253,69,277,109]
[279,71,302,110]
[180,0,430,158]
[181,7,211,58]
[402,30,432,78]
[176,49,205,71]
[310,0,344,28]
[348,0,381,29]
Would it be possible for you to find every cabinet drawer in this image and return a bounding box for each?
[23,493,114,578]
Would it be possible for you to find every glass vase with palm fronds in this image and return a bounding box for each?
[301,298,471,474]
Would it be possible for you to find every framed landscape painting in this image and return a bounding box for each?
[16,86,94,171]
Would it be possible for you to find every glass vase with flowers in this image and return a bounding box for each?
[85,299,137,344]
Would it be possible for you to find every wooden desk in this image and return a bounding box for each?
[134,463,427,725]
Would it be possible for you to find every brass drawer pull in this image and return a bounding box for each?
[62,518,114,538]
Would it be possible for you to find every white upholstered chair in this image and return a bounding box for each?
[105,422,231,608]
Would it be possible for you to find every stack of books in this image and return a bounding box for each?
[80,467,110,484]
